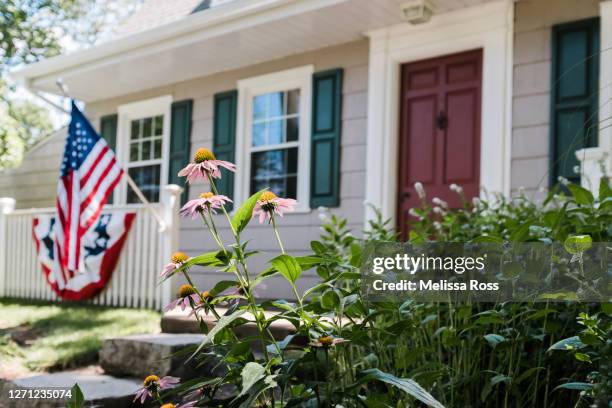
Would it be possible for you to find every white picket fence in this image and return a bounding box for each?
[0,185,182,310]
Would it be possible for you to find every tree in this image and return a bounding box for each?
[0,0,142,169]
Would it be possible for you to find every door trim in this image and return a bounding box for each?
[363,0,514,225]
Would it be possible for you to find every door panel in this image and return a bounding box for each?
[397,50,482,238]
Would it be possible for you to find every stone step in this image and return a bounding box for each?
[0,372,140,408]
[99,333,209,379]
[161,307,295,341]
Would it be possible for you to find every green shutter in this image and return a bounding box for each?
[100,114,117,152]
[310,69,343,208]
[550,18,599,185]
[213,90,237,210]
[100,114,117,204]
[169,100,193,205]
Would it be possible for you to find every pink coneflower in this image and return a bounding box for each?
[133,374,180,404]
[252,191,297,223]
[164,285,200,312]
[309,335,348,348]
[178,147,235,183]
[160,252,190,279]
[179,192,232,219]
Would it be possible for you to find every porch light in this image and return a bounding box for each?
[400,0,435,24]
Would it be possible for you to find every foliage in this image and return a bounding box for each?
[152,152,610,407]
[0,0,142,169]
[0,298,160,372]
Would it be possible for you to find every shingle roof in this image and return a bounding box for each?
[115,0,237,38]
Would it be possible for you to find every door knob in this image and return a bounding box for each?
[436,111,448,130]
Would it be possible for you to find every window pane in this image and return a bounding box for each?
[143,118,152,137]
[127,165,160,203]
[131,120,140,140]
[253,94,267,121]
[268,92,283,118]
[250,147,298,198]
[268,119,283,145]
[129,142,139,162]
[142,140,152,160]
[286,117,299,142]
[287,89,300,115]
[154,139,162,159]
[253,122,266,147]
[154,115,163,135]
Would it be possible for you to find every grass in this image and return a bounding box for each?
[0,298,160,375]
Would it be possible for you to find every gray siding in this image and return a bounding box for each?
[0,129,65,209]
[511,0,600,198]
[87,40,369,298]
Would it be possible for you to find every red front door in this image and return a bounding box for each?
[397,49,482,237]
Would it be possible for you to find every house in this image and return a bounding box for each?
[2,0,611,302]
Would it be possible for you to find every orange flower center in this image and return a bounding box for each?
[194,147,216,163]
[201,290,212,300]
[318,336,333,346]
[178,284,197,298]
[160,404,176,408]
[259,191,277,202]
[200,192,215,199]
[171,251,188,264]
[143,374,160,387]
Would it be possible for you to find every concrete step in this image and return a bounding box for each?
[99,333,208,379]
[161,307,295,341]
[0,371,140,408]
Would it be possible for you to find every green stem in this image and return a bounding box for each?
[271,215,285,254]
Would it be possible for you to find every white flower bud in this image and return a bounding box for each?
[449,183,463,194]
[414,182,426,199]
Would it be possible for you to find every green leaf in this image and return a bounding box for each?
[358,369,445,408]
[599,177,612,200]
[491,374,511,386]
[271,254,302,284]
[239,362,266,397]
[484,334,506,348]
[231,189,266,234]
[564,235,592,254]
[568,183,594,206]
[553,382,593,391]
[66,384,84,408]
[574,352,592,363]
[320,289,341,310]
[190,309,245,359]
[548,336,585,352]
[510,223,530,242]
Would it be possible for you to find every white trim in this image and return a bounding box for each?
[577,0,612,195]
[116,95,173,204]
[235,65,313,211]
[364,0,514,223]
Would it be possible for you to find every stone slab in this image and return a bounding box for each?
[0,372,140,408]
[99,333,206,379]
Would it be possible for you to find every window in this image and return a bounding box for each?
[117,96,172,204]
[126,115,164,203]
[236,66,313,210]
[250,90,300,198]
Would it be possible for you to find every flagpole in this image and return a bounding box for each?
[55,79,168,231]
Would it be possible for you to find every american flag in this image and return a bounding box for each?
[54,102,123,283]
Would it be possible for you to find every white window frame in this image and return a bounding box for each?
[116,95,172,205]
[235,65,313,211]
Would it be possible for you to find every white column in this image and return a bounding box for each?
[0,198,16,297]
[159,184,183,309]
[577,0,612,195]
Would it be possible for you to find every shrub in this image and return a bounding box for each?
[140,148,610,408]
